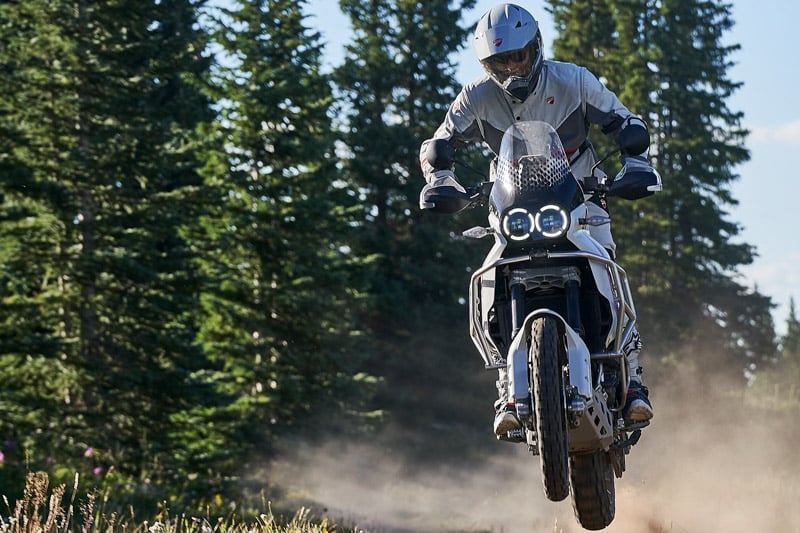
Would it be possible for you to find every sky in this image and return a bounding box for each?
[306,0,800,336]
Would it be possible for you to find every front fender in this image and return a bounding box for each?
[507,309,593,406]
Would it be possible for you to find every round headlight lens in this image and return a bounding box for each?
[535,205,569,238]
[502,208,535,241]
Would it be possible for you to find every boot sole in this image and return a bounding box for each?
[494,414,522,435]
[625,400,654,421]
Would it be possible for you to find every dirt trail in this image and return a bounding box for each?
[264,373,800,532]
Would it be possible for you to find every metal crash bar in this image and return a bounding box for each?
[468,250,637,380]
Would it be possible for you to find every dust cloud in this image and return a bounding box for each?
[260,368,800,532]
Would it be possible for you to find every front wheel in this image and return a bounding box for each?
[530,316,569,502]
[570,451,616,530]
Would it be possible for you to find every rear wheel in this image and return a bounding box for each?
[570,451,616,530]
[530,316,569,502]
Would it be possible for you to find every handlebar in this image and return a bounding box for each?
[580,175,608,196]
[465,181,494,206]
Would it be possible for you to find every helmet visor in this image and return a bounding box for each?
[480,40,540,84]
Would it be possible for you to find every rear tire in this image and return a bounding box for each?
[530,316,569,502]
[570,451,616,530]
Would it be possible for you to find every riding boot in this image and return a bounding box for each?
[493,367,521,435]
[623,329,654,421]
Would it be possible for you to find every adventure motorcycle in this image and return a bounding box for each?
[422,121,661,530]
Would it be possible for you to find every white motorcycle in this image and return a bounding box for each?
[422,121,661,530]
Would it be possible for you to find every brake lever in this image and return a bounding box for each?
[466,181,493,206]
[582,175,608,195]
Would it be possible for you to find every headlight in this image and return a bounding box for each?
[502,208,535,241]
[501,205,569,241]
[535,205,569,238]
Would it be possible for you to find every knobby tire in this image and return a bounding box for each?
[530,316,569,502]
[570,450,616,530]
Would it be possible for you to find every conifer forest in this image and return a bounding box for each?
[1,1,799,526]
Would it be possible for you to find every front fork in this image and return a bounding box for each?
[508,279,584,425]
[563,279,590,427]
[509,281,530,423]
[509,281,526,339]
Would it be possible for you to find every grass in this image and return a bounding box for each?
[1,472,355,533]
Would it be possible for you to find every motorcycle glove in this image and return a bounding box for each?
[419,170,465,210]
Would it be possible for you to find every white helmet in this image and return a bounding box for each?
[473,3,544,101]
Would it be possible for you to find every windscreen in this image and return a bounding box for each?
[490,121,577,214]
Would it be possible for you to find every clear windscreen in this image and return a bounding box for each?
[490,121,575,214]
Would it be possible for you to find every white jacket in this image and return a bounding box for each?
[420,60,641,185]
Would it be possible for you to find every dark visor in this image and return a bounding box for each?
[481,40,540,83]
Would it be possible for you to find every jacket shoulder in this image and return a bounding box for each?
[542,60,586,84]
[462,75,500,98]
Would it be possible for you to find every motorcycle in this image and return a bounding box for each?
[422,121,661,530]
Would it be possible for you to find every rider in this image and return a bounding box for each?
[418,3,656,435]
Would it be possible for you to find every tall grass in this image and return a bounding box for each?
[1,472,352,533]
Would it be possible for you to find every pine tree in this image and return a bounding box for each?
[548,0,616,74]
[644,0,775,365]
[783,298,800,361]
[198,0,371,460]
[0,0,224,505]
[332,0,502,437]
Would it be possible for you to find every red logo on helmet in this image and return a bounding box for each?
[494,38,503,47]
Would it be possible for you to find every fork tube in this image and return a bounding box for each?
[510,281,526,338]
[565,280,584,336]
